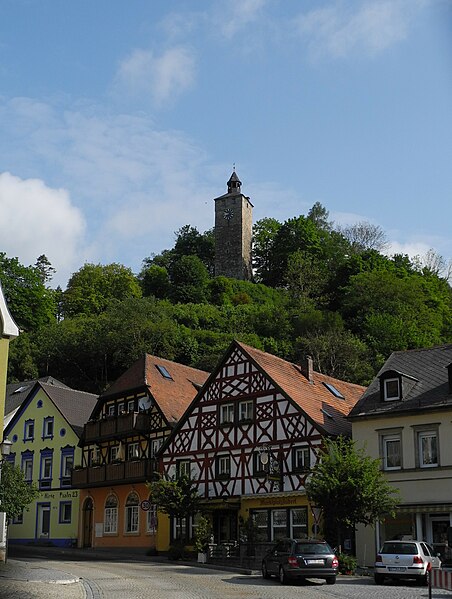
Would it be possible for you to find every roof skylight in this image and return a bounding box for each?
[321,408,333,419]
[156,365,173,380]
[323,382,345,399]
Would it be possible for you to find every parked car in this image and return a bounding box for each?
[262,538,339,585]
[374,540,441,586]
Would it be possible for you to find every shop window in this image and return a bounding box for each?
[271,509,287,541]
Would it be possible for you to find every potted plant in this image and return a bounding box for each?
[338,552,357,575]
[194,515,212,563]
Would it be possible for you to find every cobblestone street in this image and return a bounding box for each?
[2,554,452,599]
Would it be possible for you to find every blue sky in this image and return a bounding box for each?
[0,0,451,288]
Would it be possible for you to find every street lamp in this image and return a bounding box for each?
[0,437,12,458]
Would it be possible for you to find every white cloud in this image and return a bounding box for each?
[0,172,85,286]
[295,0,423,60]
[217,0,268,39]
[113,46,196,106]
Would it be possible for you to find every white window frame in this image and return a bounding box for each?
[384,378,401,401]
[110,445,120,462]
[382,434,402,470]
[125,494,139,534]
[127,442,140,460]
[217,455,231,477]
[24,420,34,440]
[118,402,125,415]
[220,403,234,425]
[290,508,308,539]
[150,438,163,458]
[43,417,54,439]
[271,509,287,541]
[104,495,118,534]
[127,399,135,412]
[23,458,33,481]
[177,460,191,478]
[107,404,115,416]
[239,400,253,422]
[294,446,310,471]
[42,456,52,479]
[62,453,74,477]
[418,430,438,468]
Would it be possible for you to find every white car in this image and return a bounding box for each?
[374,540,441,586]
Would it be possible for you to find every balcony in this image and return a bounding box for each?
[71,458,158,489]
[84,412,150,442]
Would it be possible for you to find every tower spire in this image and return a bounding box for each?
[227,168,241,195]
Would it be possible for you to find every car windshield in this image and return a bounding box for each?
[380,542,417,555]
[295,543,331,555]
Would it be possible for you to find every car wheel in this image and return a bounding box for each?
[262,562,271,579]
[374,574,385,585]
[325,576,336,585]
[279,566,288,585]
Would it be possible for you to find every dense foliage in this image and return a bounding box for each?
[306,437,399,548]
[2,204,452,392]
[0,462,39,519]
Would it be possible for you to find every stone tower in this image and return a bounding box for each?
[214,171,253,280]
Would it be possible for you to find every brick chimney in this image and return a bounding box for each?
[301,355,314,383]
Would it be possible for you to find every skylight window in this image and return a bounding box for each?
[14,385,29,394]
[323,382,345,399]
[321,408,333,419]
[156,365,172,380]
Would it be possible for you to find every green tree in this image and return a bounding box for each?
[0,462,39,519]
[252,217,281,285]
[0,252,56,331]
[306,437,399,548]
[169,255,209,304]
[63,263,142,317]
[174,225,215,276]
[34,254,56,283]
[139,264,171,299]
[147,474,202,545]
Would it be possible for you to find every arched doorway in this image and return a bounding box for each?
[82,497,94,548]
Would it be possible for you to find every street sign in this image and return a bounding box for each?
[140,500,151,511]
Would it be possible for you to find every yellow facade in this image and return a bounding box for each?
[6,386,84,546]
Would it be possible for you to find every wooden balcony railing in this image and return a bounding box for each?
[71,458,157,488]
[84,412,150,442]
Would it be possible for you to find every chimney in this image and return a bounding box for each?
[301,355,314,383]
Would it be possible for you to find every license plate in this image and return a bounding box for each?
[307,559,324,565]
[388,567,405,572]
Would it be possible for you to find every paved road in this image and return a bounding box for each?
[3,554,452,599]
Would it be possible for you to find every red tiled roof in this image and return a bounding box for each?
[238,342,366,436]
[100,354,209,424]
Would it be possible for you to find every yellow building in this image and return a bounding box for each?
[4,381,97,546]
[350,345,452,567]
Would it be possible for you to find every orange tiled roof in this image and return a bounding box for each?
[99,354,209,424]
[237,342,366,437]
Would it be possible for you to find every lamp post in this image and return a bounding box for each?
[0,436,13,562]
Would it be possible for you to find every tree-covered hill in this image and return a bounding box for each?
[2,205,451,393]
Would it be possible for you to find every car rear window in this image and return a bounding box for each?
[295,543,331,554]
[381,542,417,555]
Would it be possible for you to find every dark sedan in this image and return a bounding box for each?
[262,538,339,584]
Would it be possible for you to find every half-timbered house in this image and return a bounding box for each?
[72,354,208,551]
[160,341,365,550]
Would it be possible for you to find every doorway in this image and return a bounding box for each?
[213,510,237,543]
[82,497,94,548]
[36,503,51,540]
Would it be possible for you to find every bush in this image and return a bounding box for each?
[338,553,357,574]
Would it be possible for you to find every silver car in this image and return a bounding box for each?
[374,540,441,586]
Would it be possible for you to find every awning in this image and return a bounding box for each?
[397,504,452,514]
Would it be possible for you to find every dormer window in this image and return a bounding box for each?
[384,378,401,401]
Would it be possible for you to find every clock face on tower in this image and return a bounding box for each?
[223,208,234,221]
